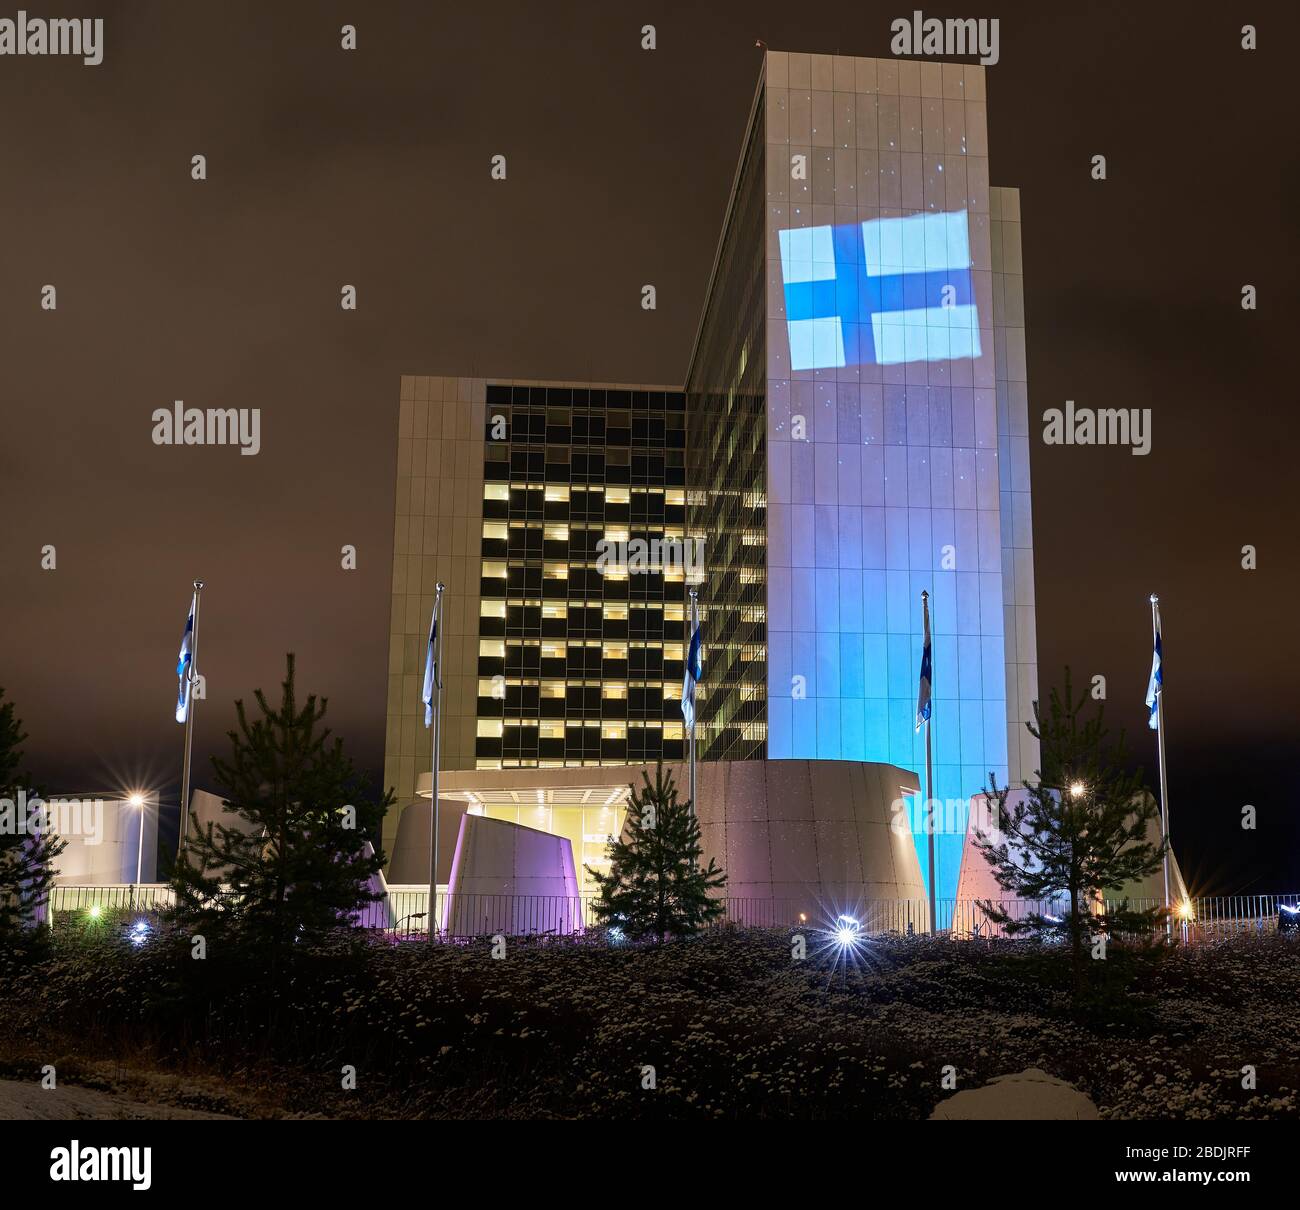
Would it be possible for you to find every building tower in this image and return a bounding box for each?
[685,50,1038,903]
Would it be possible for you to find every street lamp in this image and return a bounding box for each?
[127,793,147,893]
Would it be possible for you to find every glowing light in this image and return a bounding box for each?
[1178,899,1194,921]
[130,920,150,947]
[833,914,861,949]
[1069,782,1086,799]
[127,792,146,808]
[87,904,103,920]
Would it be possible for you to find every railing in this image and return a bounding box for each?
[43,886,1300,943]
[48,883,176,918]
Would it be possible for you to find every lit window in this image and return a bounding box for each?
[544,524,569,542]
[602,682,628,699]
[541,680,566,698]
[483,483,509,501]
[541,641,566,660]
[603,603,628,621]
[482,522,508,540]
[543,562,568,580]
[479,600,506,618]
[544,486,570,502]
[476,720,503,738]
[478,639,505,657]
[664,721,684,740]
[601,724,626,740]
[481,561,507,579]
[603,643,628,660]
[606,486,630,504]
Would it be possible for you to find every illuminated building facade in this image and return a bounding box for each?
[384,376,689,890]
[384,51,1039,907]
[686,50,1038,902]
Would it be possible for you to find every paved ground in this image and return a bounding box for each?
[0,1078,237,1120]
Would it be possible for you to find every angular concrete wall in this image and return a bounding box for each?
[444,814,580,936]
[49,792,159,885]
[387,796,470,885]
[688,759,928,927]
[954,788,1187,916]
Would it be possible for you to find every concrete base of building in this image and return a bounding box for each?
[404,758,929,929]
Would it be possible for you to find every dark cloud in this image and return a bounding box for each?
[1,1,1295,891]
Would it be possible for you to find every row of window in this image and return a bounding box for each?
[485,449,687,474]
[490,413,684,437]
[484,385,686,410]
[484,484,686,504]
[477,756,686,771]
[477,720,687,739]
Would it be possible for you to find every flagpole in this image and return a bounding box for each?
[177,579,204,862]
[1150,593,1171,936]
[688,587,698,815]
[427,581,445,943]
[923,590,936,935]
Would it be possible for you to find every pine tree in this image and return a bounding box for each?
[586,762,727,943]
[0,687,64,937]
[974,668,1167,994]
[170,654,392,979]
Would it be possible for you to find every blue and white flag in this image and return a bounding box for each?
[422,602,441,728]
[681,596,702,732]
[175,593,196,723]
[1145,603,1163,730]
[778,210,981,372]
[916,594,932,732]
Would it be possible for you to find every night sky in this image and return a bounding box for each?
[1,2,1296,892]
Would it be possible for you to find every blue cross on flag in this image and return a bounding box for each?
[1145,604,1163,730]
[422,604,441,728]
[916,593,932,732]
[778,210,981,371]
[175,593,195,723]
[681,597,702,732]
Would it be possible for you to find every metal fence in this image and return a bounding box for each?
[48,883,176,918]
[44,885,1300,943]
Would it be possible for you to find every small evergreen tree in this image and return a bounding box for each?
[586,762,726,943]
[975,668,1167,994]
[0,687,64,938]
[171,654,392,982]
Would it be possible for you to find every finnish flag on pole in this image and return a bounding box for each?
[681,597,702,732]
[422,603,441,728]
[1145,604,1163,730]
[175,594,196,723]
[916,595,932,732]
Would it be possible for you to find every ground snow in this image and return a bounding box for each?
[0,1078,236,1121]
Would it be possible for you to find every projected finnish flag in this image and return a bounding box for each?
[778,210,981,371]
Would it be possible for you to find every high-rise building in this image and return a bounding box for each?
[383,51,1038,910]
[686,50,1038,899]
[383,376,689,884]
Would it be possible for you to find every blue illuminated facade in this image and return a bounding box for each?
[686,51,1039,906]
